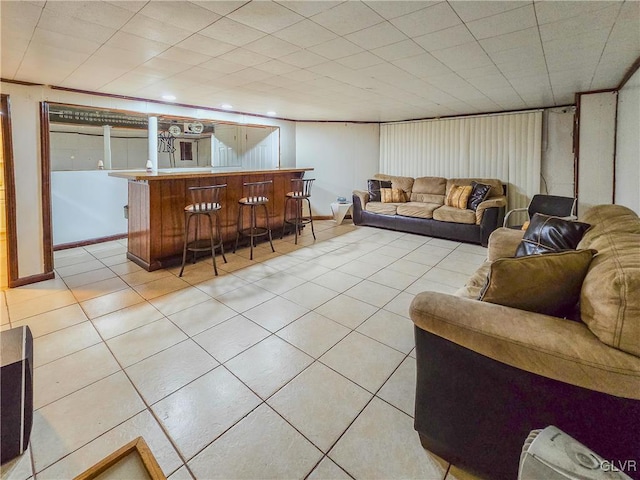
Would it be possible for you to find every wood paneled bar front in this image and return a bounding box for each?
[109,168,313,271]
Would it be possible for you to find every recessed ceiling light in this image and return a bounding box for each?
[266,111,277,116]
[221,104,233,110]
[162,94,176,101]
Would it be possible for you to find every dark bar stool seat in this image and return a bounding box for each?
[282,178,315,244]
[234,180,275,260]
[179,184,227,277]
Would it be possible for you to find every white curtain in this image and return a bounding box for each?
[380,111,542,211]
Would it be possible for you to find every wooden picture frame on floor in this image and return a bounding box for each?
[73,437,166,480]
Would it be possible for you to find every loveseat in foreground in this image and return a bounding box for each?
[352,174,506,246]
[410,204,640,480]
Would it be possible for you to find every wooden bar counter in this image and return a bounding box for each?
[109,167,313,271]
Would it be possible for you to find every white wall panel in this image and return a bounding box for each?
[615,68,640,214]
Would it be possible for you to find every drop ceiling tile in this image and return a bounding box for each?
[479,27,540,54]
[466,74,512,91]
[39,1,85,18]
[535,1,614,26]
[101,72,164,92]
[253,59,300,75]
[105,1,146,14]
[431,42,493,71]
[61,60,132,89]
[1,0,43,25]
[413,24,476,52]
[345,22,407,50]
[364,1,435,20]
[466,4,537,40]
[272,19,338,48]
[307,37,364,60]
[199,17,266,47]
[539,4,620,43]
[176,34,236,57]
[308,61,354,78]
[30,27,102,55]
[449,1,531,22]
[275,1,344,18]
[156,46,213,66]
[137,1,221,31]
[392,52,453,78]
[192,1,250,16]
[227,1,304,34]
[310,2,384,36]
[279,49,327,68]
[219,48,271,67]
[105,31,170,56]
[370,39,424,61]
[456,65,503,80]
[36,11,117,43]
[358,63,415,82]
[121,15,193,44]
[198,57,256,75]
[72,1,137,29]
[390,2,461,38]
[243,35,301,59]
[284,69,322,82]
[93,45,156,68]
[173,66,227,84]
[139,57,194,76]
[490,45,544,66]
[336,51,385,70]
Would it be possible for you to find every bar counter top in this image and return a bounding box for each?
[109,167,312,181]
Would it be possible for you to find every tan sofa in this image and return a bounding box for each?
[352,174,506,246]
[410,204,640,480]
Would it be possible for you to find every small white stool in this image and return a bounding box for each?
[331,202,353,225]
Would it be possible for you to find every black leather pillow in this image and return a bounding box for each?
[368,179,392,203]
[515,213,591,257]
[467,181,492,211]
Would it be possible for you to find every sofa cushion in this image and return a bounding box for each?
[445,185,473,209]
[374,174,414,199]
[578,205,640,357]
[367,179,392,203]
[433,205,476,224]
[381,187,406,203]
[515,213,591,256]
[410,177,446,204]
[467,182,492,211]
[396,202,440,219]
[447,178,503,198]
[479,249,595,317]
[365,202,399,215]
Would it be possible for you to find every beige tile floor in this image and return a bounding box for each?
[0,220,487,480]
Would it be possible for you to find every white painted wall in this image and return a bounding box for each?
[615,68,640,214]
[51,171,127,245]
[541,107,575,197]
[1,82,296,279]
[296,123,380,216]
[577,91,617,215]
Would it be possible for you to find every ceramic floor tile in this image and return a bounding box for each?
[368,267,419,290]
[63,267,116,289]
[216,253,254,272]
[329,397,448,479]
[314,294,378,329]
[405,278,459,296]
[91,245,128,259]
[8,290,77,322]
[79,287,144,319]
[386,258,434,277]
[253,271,303,295]
[120,269,173,287]
[377,357,416,417]
[33,342,120,410]
[0,445,33,480]
[99,253,129,267]
[37,410,182,480]
[149,286,211,316]
[215,283,275,312]
[437,257,486,276]
[356,309,415,354]
[171,262,219,285]
[90,302,164,340]
[277,311,350,358]
[126,339,218,405]
[344,280,400,308]
[314,252,356,269]
[356,252,397,268]
[243,296,309,332]
[260,254,302,271]
[33,321,101,368]
[84,240,123,253]
[53,246,86,259]
[167,465,194,480]
[151,367,261,460]
[225,335,313,399]
[284,261,331,280]
[281,282,338,310]
[374,244,416,259]
[230,262,279,282]
[307,457,352,480]
[320,332,405,394]
[71,277,129,303]
[311,270,362,293]
[10,304,87,337]
[30,371,145,473]
[195,274,249,298]
[168,298,236,337]
[335,260,382,279]
[428,238,461,249]
[53,252,96,268]
[445,249,488,264]
[383,291,415,318]
[132,275,190,300]
[268,362,371,452]
[193,315,270,363]
[455,243,489,255]
[55,260,105,278]
[109,261,144,276]
[107,318,188,367]
[188,403,322,480]
[4,277,70,306]
[403,247,452,266]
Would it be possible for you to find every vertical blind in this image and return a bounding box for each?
[379,111,543,211]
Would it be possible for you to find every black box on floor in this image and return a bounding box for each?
[1,325,33,464]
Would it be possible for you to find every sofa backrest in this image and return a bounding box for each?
[374,174,414,200]
[410,176,447,204]
[446,178,504,199]
[578,205,640,358]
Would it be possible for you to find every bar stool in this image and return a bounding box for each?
[234,180,275,260]
[282,178,316,244]
[179,184,227,277]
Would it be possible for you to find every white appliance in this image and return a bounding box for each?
[519,426,633,480]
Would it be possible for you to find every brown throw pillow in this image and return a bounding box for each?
[479,249,596,317]
[467,182,492,211]
[516,213,591,256]
[380,188,406,203]
[368,179,392,203]
[445,185,472,209]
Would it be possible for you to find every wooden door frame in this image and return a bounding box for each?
[1,94,19,286]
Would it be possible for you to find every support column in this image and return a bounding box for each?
[148,116,158,172]
[103,125,112,170]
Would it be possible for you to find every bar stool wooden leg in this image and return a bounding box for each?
[179,213,192,277]
[234,206,242,254]
[207,212,218,276]
[263,203,275,253]
[306,197,316,239]
[216,213,227,263]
